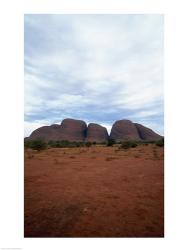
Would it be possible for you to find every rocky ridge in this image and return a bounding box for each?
[28,118,162,142]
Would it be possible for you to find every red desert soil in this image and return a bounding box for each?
[24,144,164,237]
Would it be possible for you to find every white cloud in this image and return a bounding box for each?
[100,123,112,134]
[24,14,164,136]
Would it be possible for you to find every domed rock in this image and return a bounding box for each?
[60,118,87,141]
[29,124,63,141]
[110,119,140,141]
[29,119,87,142]
[134,123,162,141]
[28,117,162,143]
[86,123,108,142]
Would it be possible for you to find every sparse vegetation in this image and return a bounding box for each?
[24,139,47,151]
[155,138,164,147]
[99,141,108,145]
[48,140,90,148]
[48,140,76,148]
[107,138,116,147]
[119,141,138,150]
[24,138,164,150]
[85,141,92,147]
[24,140,33,149]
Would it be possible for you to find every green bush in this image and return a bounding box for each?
[24,139,32,149]
[29,140,47,151]
[107,138,116,147]
[155,138,164,147]
[120,140,138,149]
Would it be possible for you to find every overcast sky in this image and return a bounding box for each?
[24,14,164,137]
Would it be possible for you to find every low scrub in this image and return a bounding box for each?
[48,140,86,148]
[24,139,47,151]
[155,138,164,147]
[107,139,116,147]
[85,141,92,147]
[119,141,138,150]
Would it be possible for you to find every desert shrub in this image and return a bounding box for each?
[48,140,53,147]
[47,140,87,148]
[107,138,116,147]
[75,142,81,147]
[75,141,85,147]
[24,140,32,149]
[100,141,107,145]
[155,138,164,147]
[55,141,63,148]
[120,140,138,150]
[48,140,57,147]
[48,140,63,148]
[146,140,157,144]
[60,140,71,147]
[85,141,92,147]
[29,140,47,151]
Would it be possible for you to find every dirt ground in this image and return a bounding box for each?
[24,144,164,237]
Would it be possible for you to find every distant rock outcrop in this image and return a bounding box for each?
[27,118,162,142]
[29,119,87,142]
[134,123,162,141]
[110,119,140,141]
[86,123,108,142]
[29,125,63,141]
[60,118,87,141]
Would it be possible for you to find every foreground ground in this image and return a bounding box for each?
[24,144,164,237]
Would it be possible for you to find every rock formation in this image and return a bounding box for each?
[110,120,141,141]
[60,118,87,141]
[27,118,162,142]
[86,123,108,142]
[134,123,162,141]
[29,124,63,141]
[29,119,87,142]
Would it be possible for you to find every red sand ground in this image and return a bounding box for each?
[24,144,164,237]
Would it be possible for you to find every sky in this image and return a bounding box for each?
[24,14,164,137]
